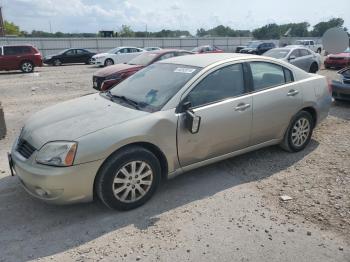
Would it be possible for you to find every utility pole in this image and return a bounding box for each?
[0,6,5,37]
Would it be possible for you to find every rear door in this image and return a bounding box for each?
[61,49,76,64]
[2,46,23,69]
[75,49,89,63]
[248,61,302,145]
[177,63,253,167]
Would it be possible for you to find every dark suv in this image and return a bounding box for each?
[0,45,43,73]
[240,42,276,55]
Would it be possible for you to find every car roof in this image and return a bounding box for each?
[158,53,257,67]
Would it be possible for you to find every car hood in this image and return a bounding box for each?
[21,94,149,149]
[94,63,142,77]
[329,53,350,58]
[93,53,111,58]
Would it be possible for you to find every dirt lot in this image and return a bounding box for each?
[0,64,349,262]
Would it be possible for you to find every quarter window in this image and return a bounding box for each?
[186,64,245,107]
[250,62,286,90]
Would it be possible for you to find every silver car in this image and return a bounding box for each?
[9,54,332,210]
[264,46,321,73]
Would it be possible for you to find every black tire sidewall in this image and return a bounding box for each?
[287,111,313,152]
[54,59,61,66]
[96,147,161,210]
[104,59,114,66]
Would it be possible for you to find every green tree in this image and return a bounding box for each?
[252,23,280,39]
[311,18,344,37]
[4,20,21,35]
[119,25,135,37]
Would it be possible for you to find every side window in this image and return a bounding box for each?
[21,46,32,54]
[118,48,127,54]
[290,49,300,58]
[76,49,87,54]
[299,49,310,56]
[310,41,314,45]
[4,46,22,55]
[284,68,294,83]
[65,50,75,56]
[186,64,245,107]
[250,62,285,91]
[158,53,175,61]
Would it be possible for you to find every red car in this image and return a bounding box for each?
[191,45,224,54]
[0,45,43,73]
[324,47,350,69]
[93,49,193,91]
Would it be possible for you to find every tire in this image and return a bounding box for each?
[85,58,93,65]
[104,58,114,67]
[53,59,62,66]
[20,61,34,73]
[280,111,314,152]
[95,146,161,210]
[309,62,318,73]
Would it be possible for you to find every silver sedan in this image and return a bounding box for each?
[9,53,332,210]
[264,46,321,73]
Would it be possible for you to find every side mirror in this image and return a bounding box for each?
[288,55,296,61]
[185,110,201,134]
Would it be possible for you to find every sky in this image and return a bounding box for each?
[1,0,349,34]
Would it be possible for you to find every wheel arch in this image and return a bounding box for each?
[93,141,169,199]
[300,106,317,128]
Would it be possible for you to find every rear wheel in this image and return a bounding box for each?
[309,62,318,73]
[95,146,161,210]
[20,61,34,73]
[104,58,114,67]
[53,59,62,66]
[280,111,314,152]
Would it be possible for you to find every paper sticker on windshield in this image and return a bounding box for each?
[174,68,196,74]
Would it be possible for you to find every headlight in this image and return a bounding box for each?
[334,73,343,83]
[36,141,77,167]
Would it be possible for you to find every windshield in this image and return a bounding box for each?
[247,42,260,48]
[264,49,290,59]
[107,47,121,54]
[128,52,158,66]
[110,63,201,111]
[58,49,70,54]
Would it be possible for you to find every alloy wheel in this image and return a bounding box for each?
[112,161,153,203]
[291,117,310,147]
[22,62,33,72]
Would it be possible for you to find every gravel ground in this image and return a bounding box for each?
[0,64,349,262]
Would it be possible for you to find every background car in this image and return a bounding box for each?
[0,45,42,73]
[331,67,350,101]
[91,47,145,67]
[191,45,224,53]
[144,47,162,51]
[235,41,255,53]
[324,47,350,69]
[43,48,96,66]
[295,40,322,54]
[240,42,275,55]
[93,49,193,91]
[10,53,331,210]
[264,46,321,73]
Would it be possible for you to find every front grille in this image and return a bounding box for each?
[93,76,104,90]
[16,139,36,159]
[329,57,345,61]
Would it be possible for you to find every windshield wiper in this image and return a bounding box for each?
[105,91,141,110]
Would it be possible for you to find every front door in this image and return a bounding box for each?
[177,63,252,167]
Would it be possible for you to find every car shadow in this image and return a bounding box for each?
[0,141,319,261]
[330,100,350,120]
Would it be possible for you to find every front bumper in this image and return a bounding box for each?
[10,148,104,204]
[92,57,104,66]
[331,80,350,101]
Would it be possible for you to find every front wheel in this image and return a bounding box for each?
[95,146,161,210]
[53,59,62,66]
[280,111,314,152]
[309,63,318,73]
[20,61,34,73]
[104,58,114,67]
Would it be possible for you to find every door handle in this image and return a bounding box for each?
[235,103,251,111]
[287,89,299,96]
